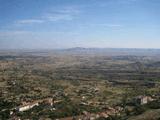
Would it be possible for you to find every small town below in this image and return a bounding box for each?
[1,49,160,120]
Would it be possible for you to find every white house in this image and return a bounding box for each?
[135,96,153,105]
[18,102,39,112]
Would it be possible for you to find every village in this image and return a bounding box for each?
[7,85,159,120]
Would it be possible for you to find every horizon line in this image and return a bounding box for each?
[1,47,160,51]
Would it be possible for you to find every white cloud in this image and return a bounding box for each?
[46,14,74,21]
[97,0,139,7]
[15,6,80,25]
[95,23,123,27]
[16,19,44,24]
[79,23,123,29]
[0,30,31,36]
[53,7,80,14]
[45,6,80,21]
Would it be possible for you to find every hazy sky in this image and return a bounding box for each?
[0,0,160,49]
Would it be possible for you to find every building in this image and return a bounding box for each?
[14,97,54,112]
[18,102,39,112]
[134,96,153,105]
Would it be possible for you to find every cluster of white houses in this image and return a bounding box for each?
[18,102,39,112]
[17,98,53,112]
[9,95,155,119]
[11,97,62,113]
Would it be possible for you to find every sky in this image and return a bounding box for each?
[0,0,160,49]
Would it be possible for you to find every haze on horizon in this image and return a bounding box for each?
[0,0,160,49]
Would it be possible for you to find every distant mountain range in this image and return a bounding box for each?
[58,47,160,56]
[1,47,160,56]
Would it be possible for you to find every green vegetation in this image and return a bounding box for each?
[0,50,160,119]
